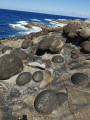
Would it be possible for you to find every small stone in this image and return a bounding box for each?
[32,71,43,82]
[2,46,13,53]
[34,90,58,114]
[16,72,32,86]
[11,50,28,60]
[71,73,88,85]
[71,54,79,59]
[57,92,68,106]
[51,55,64,63]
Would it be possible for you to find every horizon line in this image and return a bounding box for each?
[0,8,89,19]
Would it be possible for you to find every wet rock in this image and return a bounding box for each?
[21,40,33,49]
[51,55,64,63]
[34,90,59,114]
[81,41,90,53]
[11,50,28,60]
[2,46,13,53]
[71,73,88,85]
[57,92,68,106]
[0,54,23,80]
[71,54,79,59]
[16,72,32,86]
[32,71,44,82]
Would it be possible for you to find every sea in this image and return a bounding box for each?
[0,9,87,38]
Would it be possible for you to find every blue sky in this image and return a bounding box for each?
[0,0,90,18]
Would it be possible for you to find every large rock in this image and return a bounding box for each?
[81,41,90,53]
[0,54,23,80]
[77,27,90,39]
[11,50,28,60]
[63,20,87,39]
[34,90,59,114]
[21,40,33,49]
[38,33,65,53]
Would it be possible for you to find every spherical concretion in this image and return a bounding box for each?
[57,92,68,106]
[32,71,44,82]
[11,50,28,60]
[51,55,64,63]
[0,54,23,80]
[16,72,32,86]
[71,73,88,85]
[34,90,59,114]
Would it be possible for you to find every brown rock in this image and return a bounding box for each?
[11,50,28,60]
[0,54,23,80]
[81,41,90,53]
[21,40,33,49]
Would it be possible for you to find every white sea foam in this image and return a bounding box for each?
[49,21,67,27]
[44,19,52,21]
[30,19,41,22]
[58,19,67,21]
[9,21,42,35]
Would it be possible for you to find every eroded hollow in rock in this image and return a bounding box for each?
[36,48,55,56]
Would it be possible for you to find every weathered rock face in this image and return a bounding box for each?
[32,71,44,82]
[34,90,59,114]
[2,46,13,53]
[0,54,23,80]
[16,72,32,86]
[81,41,90,53]
[71,73,88,86]
[11,50,28,60]
[21,40,33,49]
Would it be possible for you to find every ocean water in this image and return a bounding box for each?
[0,9,87,38]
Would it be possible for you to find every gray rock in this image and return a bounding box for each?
[34,90,59,114]
[0,54,23,80]
[32,71,44,82]
[71,54,79,59]
[71,73,88,85]
[16,72,32,86]
[21,40,33,49]
[57,92,68,106]
[51,55,64,63]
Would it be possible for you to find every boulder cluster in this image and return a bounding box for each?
[0,19,90,120]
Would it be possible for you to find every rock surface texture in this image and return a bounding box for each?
[0,19,90,120]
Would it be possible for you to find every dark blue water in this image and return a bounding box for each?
[0,8,87,37]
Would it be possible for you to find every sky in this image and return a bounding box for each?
[0,0,90,18]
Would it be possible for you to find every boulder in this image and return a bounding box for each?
[63,20,87,39]
[21,40,33,49]
[77,27,90,39]
[16,72,32,86]
[81,41,90,53]
[34,90,59,114]
[11,50,28,60]
[38,33,65,53]
[0,54,23,80]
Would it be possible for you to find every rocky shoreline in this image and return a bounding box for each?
[0,19,90,120]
